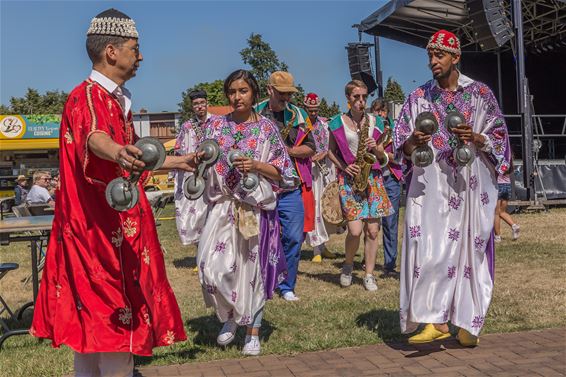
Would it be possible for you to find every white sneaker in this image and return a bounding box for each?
[363,274,378,291]
[340,264,353,287]
[511,224,520,240]
[282,291,300,301]
[217,320,238,346]
[242,335,261,356]
[494,235,502,243]
[340,272,352,287]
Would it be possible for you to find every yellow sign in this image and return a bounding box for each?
[0,115,26,139]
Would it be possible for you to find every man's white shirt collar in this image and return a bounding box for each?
[89,70,132,116]
[433,70,474,91]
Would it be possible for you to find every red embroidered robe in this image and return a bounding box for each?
[30,79,187,355]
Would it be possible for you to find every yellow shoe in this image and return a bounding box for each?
[311,255,322,263]
[408,324,451,344]
[193,266,198,272]
[321,249,336,259]
[457,328,479,347]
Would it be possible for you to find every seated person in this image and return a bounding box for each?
[49,173,59,200]
[26,171,55,208]
[14,175,29,205]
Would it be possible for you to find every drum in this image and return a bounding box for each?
[321,180,345,225]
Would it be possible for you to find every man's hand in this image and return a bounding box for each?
[409,130,432,146]
[452,124,486,147]
[233,156,257,174]
[114,144,146,173]
[451,124,473,142]
[312,151,328,162]
[344,164,361,178]
[163,152,203,172]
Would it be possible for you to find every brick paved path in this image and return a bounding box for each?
[136,328,565,377]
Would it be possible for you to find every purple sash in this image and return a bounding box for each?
[259,209,287,299]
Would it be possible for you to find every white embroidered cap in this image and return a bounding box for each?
[87,8,139,38]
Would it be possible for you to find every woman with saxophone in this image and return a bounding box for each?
[328,80,393,291]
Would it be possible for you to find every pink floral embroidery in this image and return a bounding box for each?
[214,241,227,254]
[449,195,463,210]
[248,250,257,263]
[474,236,485,252]
[448,266,456,279]
[448,228,460,242]
[409,225,421,238]
[471,315,484,329]
[464,266,472,279]
[469,175,478,191]
[413,266,421,278]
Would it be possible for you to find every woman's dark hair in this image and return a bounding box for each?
[223,69,260,107]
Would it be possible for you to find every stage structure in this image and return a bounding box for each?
[357,0,566,205]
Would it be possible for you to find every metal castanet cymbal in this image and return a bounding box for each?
[444,111,475,166]
[227,149,244,168]
[183,174,206,200]
[198,139,220,167]
[411,145,435,167]
[135,137,166,171]
[453,144,475,166]
[444,111,466,132]
[415,111,439,135]
[105,177,139,211]
[240,173,259,192]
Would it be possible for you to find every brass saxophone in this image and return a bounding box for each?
[352,114,377,193]
[279,106,296,142]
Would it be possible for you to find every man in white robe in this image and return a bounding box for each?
[394,29,511,346]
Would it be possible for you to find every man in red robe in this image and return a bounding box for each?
[30,9,197,376]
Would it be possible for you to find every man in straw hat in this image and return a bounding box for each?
[256,72,316,302]
[394,29,510,346]
[30,9,199,375]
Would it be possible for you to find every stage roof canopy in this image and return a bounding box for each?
[358,0,566,52]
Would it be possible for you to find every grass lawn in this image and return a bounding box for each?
[1,206,565,376]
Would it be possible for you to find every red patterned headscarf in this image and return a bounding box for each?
[426,29,461,55]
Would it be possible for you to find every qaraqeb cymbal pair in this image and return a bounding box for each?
[182,140,260,201]
[105,137,166,211]
[411,111,475,168]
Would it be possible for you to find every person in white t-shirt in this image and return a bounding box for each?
[26,171,55,208]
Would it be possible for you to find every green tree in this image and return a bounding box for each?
[5,88,68,114]
[317,98,341,119]
[177,80,228,125]
[0,104,12,114]
[240,33,289,98]
[383,77,405,103]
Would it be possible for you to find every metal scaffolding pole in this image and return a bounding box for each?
[513,0,536,203]
[374,36,384,98]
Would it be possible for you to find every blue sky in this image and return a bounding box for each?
[1,0,432,113]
